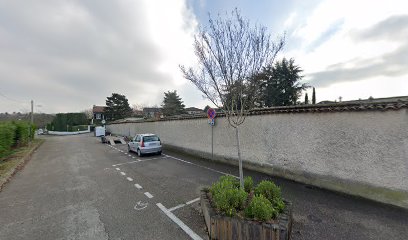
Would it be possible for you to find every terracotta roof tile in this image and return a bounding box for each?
[109,100,408,124]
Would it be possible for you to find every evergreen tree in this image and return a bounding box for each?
[253,58,308,107]
[105,93,132,120]
[312,87,316,104]
[203,105,211,112]
[304,93,309,104]
[161,90,185,116]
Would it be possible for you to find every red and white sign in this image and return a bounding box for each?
[207,108,216,119]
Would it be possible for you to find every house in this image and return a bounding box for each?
[143,107,162,119]
[185,107,203,115]
[92,105,106,122]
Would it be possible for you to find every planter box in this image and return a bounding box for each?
[200,190,293,240]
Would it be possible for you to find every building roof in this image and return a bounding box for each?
[185,107,202,112]
[143,108,162,113]
[109,97,408,124]
[93,105,106,113]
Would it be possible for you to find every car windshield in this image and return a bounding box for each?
[143,135,159,142]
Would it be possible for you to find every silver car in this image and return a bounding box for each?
[128,133,162,157]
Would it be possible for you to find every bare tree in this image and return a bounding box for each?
[81,108,93,119]
[180,9,285,188]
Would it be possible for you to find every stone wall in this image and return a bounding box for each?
[107,105,408,209]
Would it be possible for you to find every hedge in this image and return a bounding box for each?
[50,113,88,131]
[0,121,35,158]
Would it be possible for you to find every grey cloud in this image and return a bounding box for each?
[308,14,408,87]
[352,14,408,41]
[309,42,408,87]
[0,0,182,113]
[306,19,344,52]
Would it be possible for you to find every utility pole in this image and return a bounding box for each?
[29,100,34,144]
[31,100,34,125]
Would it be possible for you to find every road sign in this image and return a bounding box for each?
[208,119,215,126]
[207,108,216,119]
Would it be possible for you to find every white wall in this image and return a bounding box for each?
[107,109,408,208]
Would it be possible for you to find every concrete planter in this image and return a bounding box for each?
[200,189,293,240]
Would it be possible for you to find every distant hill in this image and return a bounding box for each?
[0,112,55,128]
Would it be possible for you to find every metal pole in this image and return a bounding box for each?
[236,127,244,189]
[211,123,214,159]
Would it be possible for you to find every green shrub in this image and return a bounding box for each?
[210,175,247,216]
[0,121,34,158]
[14,121,30,146]
[0,122,16,158]
[244,176,254,193]
[245,194,277,221]
[254,180,285,213]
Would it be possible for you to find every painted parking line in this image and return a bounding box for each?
[112,160,140,166]
[112,157,166,167]
[138,156,167,162]
[115,168,120,171]
[156,203,203,240]
[163,154,239,179]
[134,184,143,189]
[127,177,133,182]
[144,192,154,198]
[120,172,126,176]
[168,197,200,212]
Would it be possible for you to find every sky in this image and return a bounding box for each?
[0,0,407,114]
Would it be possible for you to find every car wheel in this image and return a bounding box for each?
[127,145,131,152]
[157,151,162,155]
[137,149,142,157]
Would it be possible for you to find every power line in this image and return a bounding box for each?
[0,90,27,104]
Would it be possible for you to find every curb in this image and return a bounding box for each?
[0,140,45,192]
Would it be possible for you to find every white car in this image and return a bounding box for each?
[128,133,162,157]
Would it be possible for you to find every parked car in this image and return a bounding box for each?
[128,133,162,156]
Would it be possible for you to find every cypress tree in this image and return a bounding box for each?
[304,93,309,104]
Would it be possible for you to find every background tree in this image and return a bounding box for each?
[312,87,316,104]
[105,93,132,121]
[253,58,307,107]
[203,105,211,112]
[131,104,145,117]
[304,93,309,104]
[161,90,186,116]
[50,113,88,131]
[180,9,284,188]
[81,108,93,119]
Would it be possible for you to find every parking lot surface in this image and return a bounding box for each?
[0,134,407,240]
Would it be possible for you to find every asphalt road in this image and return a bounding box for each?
[0,134,407,240]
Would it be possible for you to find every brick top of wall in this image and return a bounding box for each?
[109,100,408,124]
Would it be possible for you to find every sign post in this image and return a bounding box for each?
[207,108,216,159]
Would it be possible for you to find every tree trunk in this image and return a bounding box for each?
[235,127,244,189]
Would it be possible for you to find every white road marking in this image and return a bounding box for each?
[112,160,140,166]
[111,157,165,166]
[168,197,200,212]
[127,177,133,181]
[144,192,154,198]
[132,156,135,159]
[138,157,166,162]
[120,172,126,176]
[134,201,148,210]
[186,197,200,205]
[163,154,239,179]
[134,183,142,189]
[115,168,120,171]
[168,204,185,212]
[156,203,203,240]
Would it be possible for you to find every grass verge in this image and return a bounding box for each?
[0,139,45,191]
